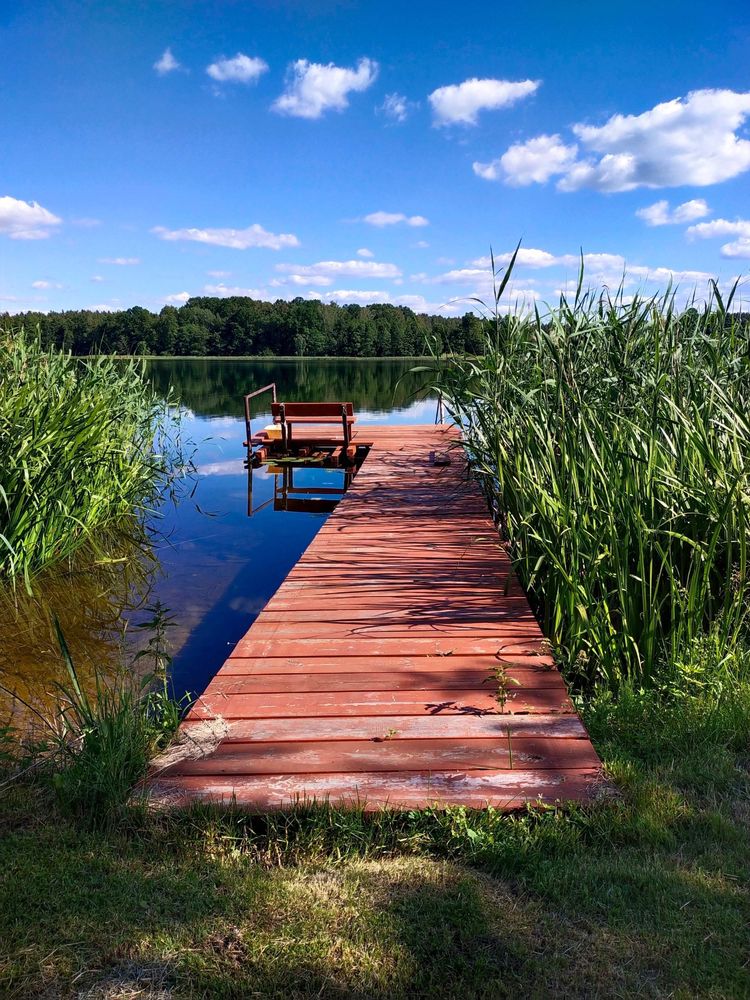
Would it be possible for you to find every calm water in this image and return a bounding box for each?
[148,358,437,700]
[0,359,437,723]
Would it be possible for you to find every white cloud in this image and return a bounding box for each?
[88,303,118,312]
[474,134,578,185]
[362,211,429,227]
[322,289,384,304]
[71,216,101,228]
[152,223,299,250]
[206,269,232,278]
[0,195,61,240]
[471,248,571,269]
[444,248,717,288]
[154,47,181,75]
[428,77,540,127]
[478,89,750,192]
[636,198,711,226]
[165,291,191,303]
[206,53,268,84]
[203,283,269,298]
[379,93,414,123]
[98,257,140,265]
[687,218,750,240]
[31,280,62,289]
[275,259,401,280]
[90,275,104,283]
[277,274,333,287]
[687,217,750,259]
[721,239,750,259]
[356,247,374,258]
[272,57,378,119]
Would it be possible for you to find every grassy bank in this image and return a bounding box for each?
[0,328,182,588]
[1,677,749,998]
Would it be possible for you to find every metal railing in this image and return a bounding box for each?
[243,382,277,446]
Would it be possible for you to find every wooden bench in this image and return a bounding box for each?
[271,402,356,450]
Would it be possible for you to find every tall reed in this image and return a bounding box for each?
[0,328,182,588]
[431,260,750,691]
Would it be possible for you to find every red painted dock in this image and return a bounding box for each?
[147,425,604,811]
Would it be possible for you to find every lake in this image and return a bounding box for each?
[1,359,437,723]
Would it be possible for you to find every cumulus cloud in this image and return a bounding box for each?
[322,289,384,304]
[474,134,578,185]
[0,195,61,240]
[687,218,750,240]
[356,247,374,258]
[687,217,750,258]
[449,248,717,287]
[478,89,750,192]
[204,283,270,298]
[429,77,539,127]
[272,57,378,119]
[152,223,299,250]
[154,47,181,75]
[206,53,268,84]
[721,239,750,259]
[31,280,62,289]
[165,291,191,303]
[276,274,333,287]
[378,93,415,123]
[98,257,140,265]
[636,199,711,226]
[275,259,401,280]
[362,211,429,227]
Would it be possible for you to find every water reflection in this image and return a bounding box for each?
[0,533,155,730]
[249,463,356,517]
[3,359,436,723]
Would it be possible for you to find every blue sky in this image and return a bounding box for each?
[2,0,750,316]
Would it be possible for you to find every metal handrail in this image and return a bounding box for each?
[243,383,277,446]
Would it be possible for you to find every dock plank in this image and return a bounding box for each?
[146,424,604,812]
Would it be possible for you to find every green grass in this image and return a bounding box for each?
[1,678,748,998]
[426,263,750,692]
[0,328,184,589]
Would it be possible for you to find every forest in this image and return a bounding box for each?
[4,295,483,357]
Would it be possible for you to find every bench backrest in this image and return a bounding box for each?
[271,402,354,419]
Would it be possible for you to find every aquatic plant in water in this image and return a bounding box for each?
[428,252,750,692]
[0,327,186,589]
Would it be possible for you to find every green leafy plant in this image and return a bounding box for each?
[49,615,184,823]
[424,257,750,693]
[0,327,186,590]
[483,664,521,712]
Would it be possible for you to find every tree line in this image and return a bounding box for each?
[4,296,486,357]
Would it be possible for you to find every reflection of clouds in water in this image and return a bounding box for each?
[197,459,247,476]
[357,397,438,423]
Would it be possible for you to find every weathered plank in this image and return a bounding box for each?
[180,712,588,741]
[158,738,602,775]
[186,686,574,720]
[148,768,604,811]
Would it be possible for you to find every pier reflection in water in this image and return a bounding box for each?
[247,463,355,517]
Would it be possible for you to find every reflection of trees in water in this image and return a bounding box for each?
[0,530,156,731]
[146,359,434,419]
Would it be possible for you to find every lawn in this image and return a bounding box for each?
[2,685,748,999]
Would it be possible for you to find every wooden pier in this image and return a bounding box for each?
[148,425,604,811]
